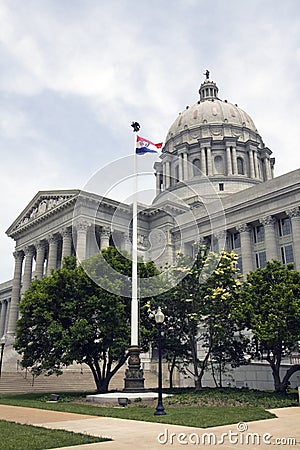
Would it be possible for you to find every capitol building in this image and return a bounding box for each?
[1,74,300,389]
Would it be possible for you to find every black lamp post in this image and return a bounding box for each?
[0,335,6,378]
[154,307,166,416]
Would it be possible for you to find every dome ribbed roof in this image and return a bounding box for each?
[165,76,258,142]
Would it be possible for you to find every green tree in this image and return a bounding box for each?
[238,260,300,393]
[147,248,246,390]
[15,249,157,393]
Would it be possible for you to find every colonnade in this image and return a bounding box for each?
[156,145,273,193]
[5,223,114,337]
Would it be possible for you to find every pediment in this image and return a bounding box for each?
[7,189,80,236]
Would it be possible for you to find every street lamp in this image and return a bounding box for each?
[154,307,166,416]
[0,335,6,378]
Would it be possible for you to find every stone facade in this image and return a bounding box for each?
[0,75,299,388]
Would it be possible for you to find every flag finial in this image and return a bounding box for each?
[131,121,140,132]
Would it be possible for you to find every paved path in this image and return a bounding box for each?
[0,404,299,449]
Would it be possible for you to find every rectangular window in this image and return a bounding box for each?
[227,232,241,250]
[219,183,224,191]
[236,256,243,273]
[280,244,294,265]
[255,251,266,268]
[254,225,265,243]
[279,218,292,237]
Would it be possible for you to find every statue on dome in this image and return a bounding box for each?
[204,69,210,80]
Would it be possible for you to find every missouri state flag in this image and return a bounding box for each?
[136,135,163,155]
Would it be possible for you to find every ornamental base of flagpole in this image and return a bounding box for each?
[123,345,145,391]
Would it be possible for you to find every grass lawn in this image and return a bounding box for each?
[0,419,110,450]
[0,387,298,428]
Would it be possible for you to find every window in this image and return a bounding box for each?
[253,225,265,243]
[237,157,244,175]
[219,183,224,191]
[255,251,266,268]
[278,218,292,236]
[227,232,241,250]
[193,158,201,176]
[175,165,179,183]
[214,155,225,174]
[236,256,243,273]
[281,244,294,265]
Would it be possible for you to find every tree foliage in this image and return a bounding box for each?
[15,249,158,393]
[237,260,300,393]
[147,248,247,390]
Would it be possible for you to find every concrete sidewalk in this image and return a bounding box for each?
[0,404,299,449]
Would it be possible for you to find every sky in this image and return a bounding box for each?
[1,0,300,283]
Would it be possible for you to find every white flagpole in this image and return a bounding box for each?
[131,123,139,347]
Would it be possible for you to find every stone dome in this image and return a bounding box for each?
[165,79,258,145]
[153,73,274,206]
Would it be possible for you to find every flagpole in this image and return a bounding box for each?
[132,126,138,347]
[124,121,145,391]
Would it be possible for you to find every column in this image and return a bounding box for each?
[0,301,7,337]
[165,161,171,189]
[201,148,206,175]
[253,150,259,178]
[75,222,89,262]
[6,250,24,337]
[236,224,253,276]
[259,216,278,261]
[226,147,232,175]
[155,172,161,195]
[178,154,183,181]
[22,246,35,293]
[100,227,110,250]
[62,228,73,259]
[286,207,300,270]
[232,147,238,175]
[264,158,272,181]
[47,235,59,275]
[35,241,46,279]
[206,147,213,176]
[183,152,188,181]
[249,149,255,178]
[123,232,132,254]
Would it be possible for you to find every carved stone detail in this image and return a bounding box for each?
[236,223,251,233]
[259,216,276,226]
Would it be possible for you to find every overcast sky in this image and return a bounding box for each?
[1,0,300,283]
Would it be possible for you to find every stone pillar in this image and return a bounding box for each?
[47,235,59,275]
[22,246,35,293]
[183,152,188,181]
[155,172,161,195]
[162,163,166,190]
[123,232,132,254]
[178,154,183,181]
[253,150,259,179]
[6,250,24,337]
[75,222,89,262]
[264,158,272,181]
[286,207,300,270]
[0,301,8,337]
[236,224,253,276]
[165,161,171,189]
[260,216,278,261]
[232,147,238,175]
[35,241,46,279]
[62,228,73,259]
[249,150,255,178]
[201,148,206,175]
[100,227,110,250]
[226,147,232,175]
[206,147,213,176]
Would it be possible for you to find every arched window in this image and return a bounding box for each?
[214,155,225,174]
[192,158,201,176]
[237,157,244,175]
